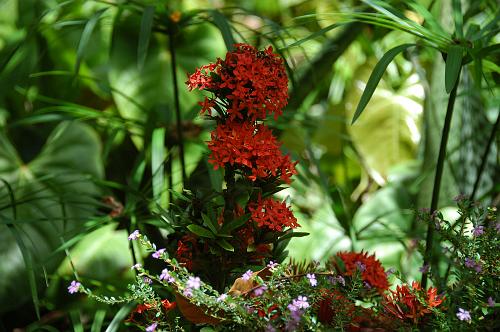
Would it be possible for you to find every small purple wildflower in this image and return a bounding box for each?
[306,273,317,287]
[152,248,166,259]
[183,288,193,298]
[472,226,485,237]
[419,264,430,273]
[487,297,495,307]
[355,261,366,272]
[217,293,228,302]
[253,284,267,296]
[242,270,253,281]
[265,324,277,332]
[495,222,500,233]
[143,277,152,284]
[68,280,81,294]
[456,308,471,322]
[336,275,345,286]
[464,257,475,268]
[186,276,201,289]
[159,269,175,283]
[363,281,372,289]
[453,194,467,202]
[128,230,140,240]
[267,261,279,270]
[130,263,142,270]
[145,322,157,332]
[292,296,309,309]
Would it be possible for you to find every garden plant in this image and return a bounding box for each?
[0,0,498,331]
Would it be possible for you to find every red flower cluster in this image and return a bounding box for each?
[336,251,389,292]
[249,196,299,231]
[186,44,288,121]
[383,281,444,324]
[207,121,297,183]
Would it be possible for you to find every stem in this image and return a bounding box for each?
[471,107,500,200]
[168,29,187,187]
[421,67,461,288]
[223,165,236,223]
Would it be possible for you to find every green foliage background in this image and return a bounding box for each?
[0,0,498,330]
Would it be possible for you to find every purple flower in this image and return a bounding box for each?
[267,261,279,270]
[265,324,277,332]
[68,280,81,294]
[355,261,366,272]
[472,226,485,237]
[128,230,140,240]
[363,281,372,289]
[130,263,142,270]
[335,275,345,286]
[292,296,309,310]
[473,261,483,273]
[253,284,267,296]
[495,222,500,234]
[453,194,467,202]
[159,269,175,283]
[217,293,228,302]
[146,322,157,332]
[152,248,166,259]
[419,264,430,273]
[456,308,471,322]
[242,270,253,281]
[186,276,201,289]
[183,288,193,298]
[306,273,317,287]
[143,277,152,284]
[487,297,495,307]
[385,267,395,277]
[464,257,475,268]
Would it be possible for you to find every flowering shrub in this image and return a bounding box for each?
[68,44,499,331]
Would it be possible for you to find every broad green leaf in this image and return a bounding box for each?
[137,6,155,70]
[209,10,234,51]
[452,0,463,38]
[75,8,107,74]
[220,213,250,233]
[276,231,309,243]
[0,121,103,313]
[187,224,215,238]
[216,239,234,252]
[351,43,415,124]
[445,45,463,93]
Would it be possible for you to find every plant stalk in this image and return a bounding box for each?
[421,68,461,288]
[168,29,187,187]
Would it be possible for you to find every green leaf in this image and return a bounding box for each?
[351,43,415,124]
[104,302,135,332]
[277,231,309,243]
[91,309,106,332]
[0,121,103,312]
[201,213,218,234]
[151,128,167,209]
[220,213,250,234]
[75,8,107,74]
[452,0,463,38]
[209,10,235,51]
[445,45,463,93]
[137,6,155,70]
[283,23,343,49]
[187,224,215,238]
[216,239,234,252]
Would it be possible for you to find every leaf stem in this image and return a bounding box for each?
[421,66,461,288]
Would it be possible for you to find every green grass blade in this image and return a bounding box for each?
[75,8,107,74]
[452,0,464,38]
[70,310,84,332]
[210,10,235,51]
[104,302,135,332]
[91,309,107,332]
[408,1,448,38]
[445,45,463,93]
[137,5,155,70]
[151,128,166,209]
[0,178,41,318]
[351,43,415,124]
[283,23,344,49]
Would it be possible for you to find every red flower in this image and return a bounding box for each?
[207,121,297,183]
[186,44,288,121]
[382,281,444,324]
[176,235,196,270]
[249,196,299,231]
[336,251,389,293]
[161,299,176,311]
